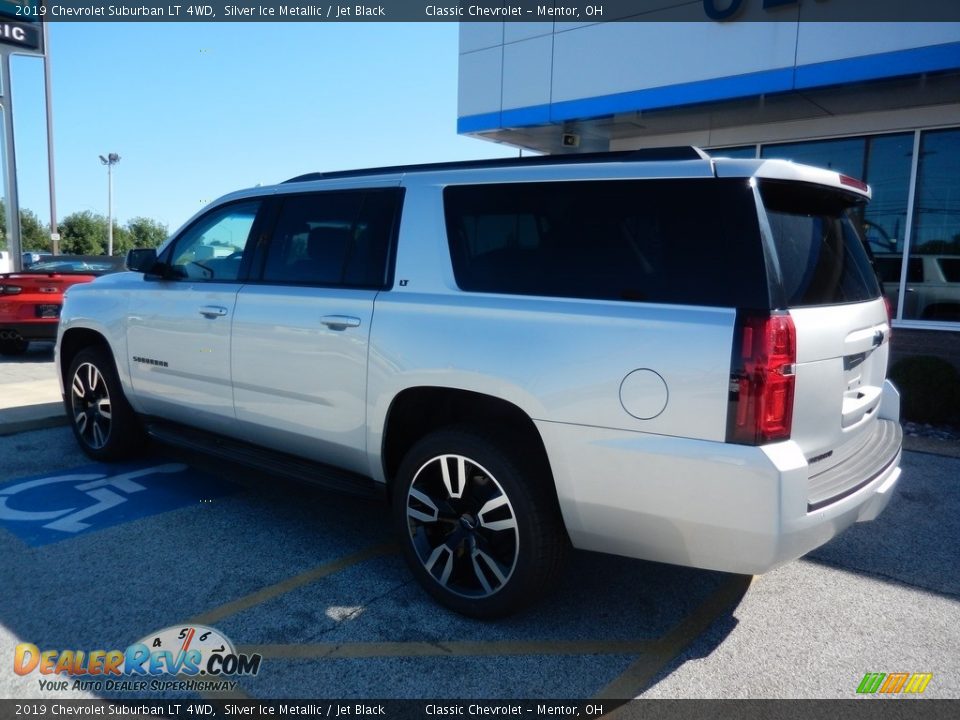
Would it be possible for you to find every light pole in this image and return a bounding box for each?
[45,22,59,256]
[99,153,120,255]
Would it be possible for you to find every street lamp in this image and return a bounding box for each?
[99,153,120,255]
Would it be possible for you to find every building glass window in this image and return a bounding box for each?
[861,133,914,254]
[710,145,757,159]
[762,137,866,178]
[904,128,960,321]
[861,133,915,318]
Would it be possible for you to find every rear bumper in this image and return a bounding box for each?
[537,418,902,575]
[0,321,58,341]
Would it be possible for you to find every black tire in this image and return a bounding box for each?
[66,345,145,461]
[0,338,29,356]
[391,426,568,618]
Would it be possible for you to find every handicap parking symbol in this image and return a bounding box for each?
[0,461,238,546]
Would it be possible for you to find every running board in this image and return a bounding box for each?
[144,420,382,500]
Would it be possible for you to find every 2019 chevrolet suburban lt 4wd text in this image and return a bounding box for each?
[56,148,903,618]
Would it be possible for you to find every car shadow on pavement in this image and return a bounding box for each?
[805,450,960,600]
[0,342,55,363]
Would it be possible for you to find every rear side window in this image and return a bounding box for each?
[939,258,960,283]
[444,179,767,308]
[260,188,401,288]
[875,256,923,283]
[760,181,881,307]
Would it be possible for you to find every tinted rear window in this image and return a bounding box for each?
[760,181,881,307]
[939,257,960,283]
[444,179,767,308]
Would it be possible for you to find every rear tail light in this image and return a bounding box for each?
[0,284,22,295]
[883,295,894,339]
[727,311,797,445]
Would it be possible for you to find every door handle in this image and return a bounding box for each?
[199,305,228,318]
[321,315,361,330]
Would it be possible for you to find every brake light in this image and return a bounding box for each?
[883,296,894,339]
[839,174,869,193]
[727,312,796,445]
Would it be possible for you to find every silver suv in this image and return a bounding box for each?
[57,148,903,617]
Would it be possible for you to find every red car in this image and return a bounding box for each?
[0,255,125,355]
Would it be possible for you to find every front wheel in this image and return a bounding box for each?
[392,427,568,618]
[66,346,145,461]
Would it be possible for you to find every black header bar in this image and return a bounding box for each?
[13,0,960,22]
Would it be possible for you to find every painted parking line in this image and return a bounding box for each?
[181,545,399,701]
[188,544,399,626]
[222,575,749,699]
[0,461,238,546]
[178,539,750,701]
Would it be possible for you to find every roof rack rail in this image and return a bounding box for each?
[283,146,710,184]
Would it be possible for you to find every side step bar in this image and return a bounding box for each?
[144,420,382,501]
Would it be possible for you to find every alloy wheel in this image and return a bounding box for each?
[71,362,113,450]
[405,454,519,599]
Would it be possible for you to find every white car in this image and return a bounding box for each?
[875,253,960,321]
[56,148,902,617]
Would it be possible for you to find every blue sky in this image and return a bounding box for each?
[9,22,516,234]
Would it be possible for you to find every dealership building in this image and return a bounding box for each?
[457,16,960,365]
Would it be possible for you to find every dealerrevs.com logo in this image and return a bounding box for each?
[14,625,261,693]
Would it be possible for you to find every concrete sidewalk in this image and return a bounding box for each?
[0,342,67,436]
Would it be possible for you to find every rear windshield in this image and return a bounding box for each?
[760,180,881,307]
[24,257,124,275]
[444,178,768,308]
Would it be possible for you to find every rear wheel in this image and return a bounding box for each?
[392,427,568,618]
[0,337,29,355]
[66,346,145,460]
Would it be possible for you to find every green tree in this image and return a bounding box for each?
[58,211,131,256]
[4,206,169,257]
[59,211,107,255]
[125,216,168,249]
[0,201,51,252]
[110,224,134,256]
[20,208,51,251]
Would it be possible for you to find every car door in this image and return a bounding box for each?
[230,186,401,475]
[126,199,264,435]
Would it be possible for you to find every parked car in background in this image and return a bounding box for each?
[874,253,960,321]
[0,255,125,355]
[22,251,53,268]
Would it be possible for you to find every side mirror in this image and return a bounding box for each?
[125,248,158,274]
